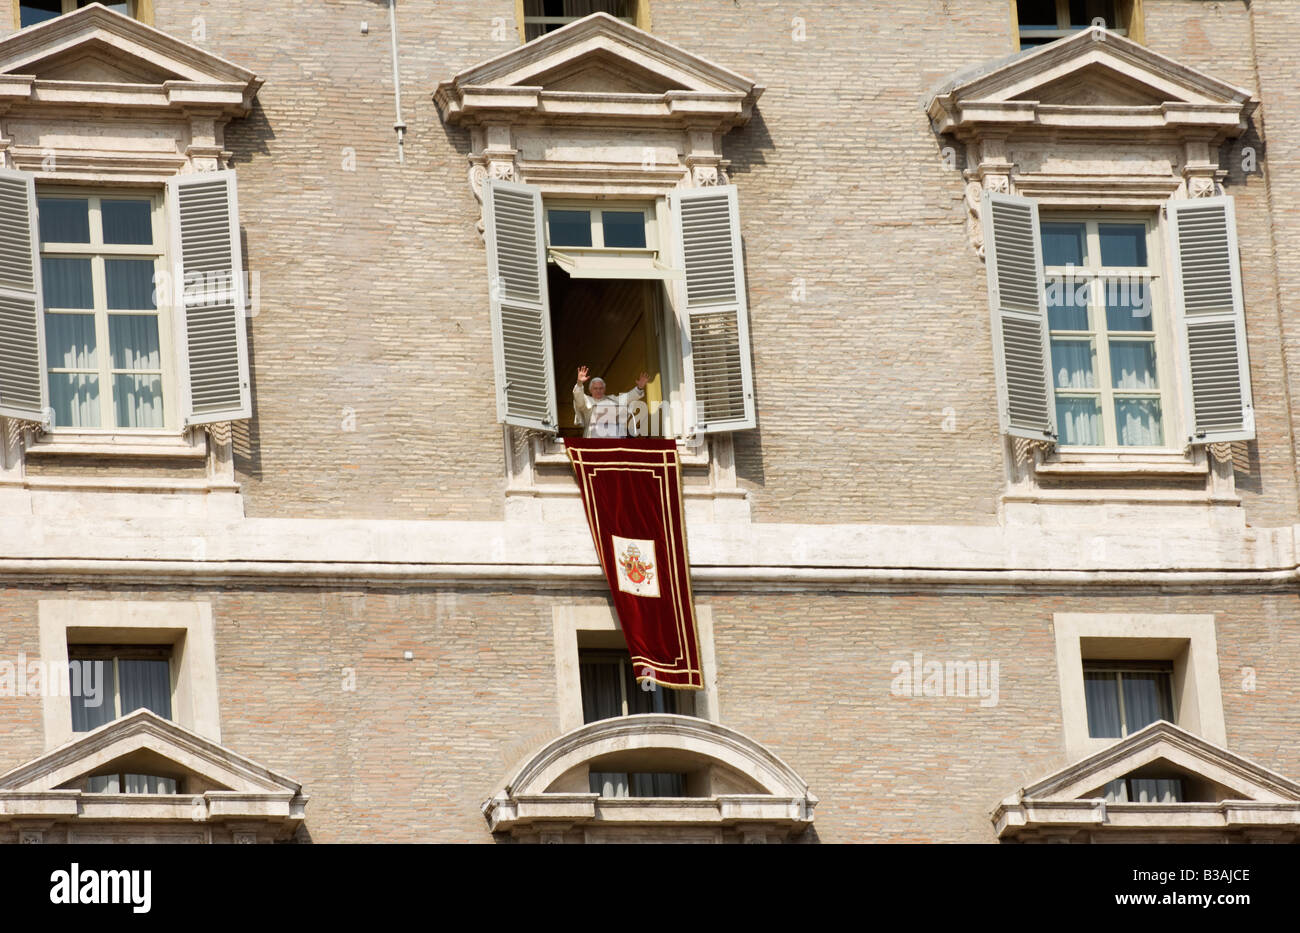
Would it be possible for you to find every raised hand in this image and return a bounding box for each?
[577,365,589,384]
[635,371,649,389]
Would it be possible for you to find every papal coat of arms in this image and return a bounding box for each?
[611,535,660,598]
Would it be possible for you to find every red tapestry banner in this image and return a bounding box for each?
[565,438,703,690]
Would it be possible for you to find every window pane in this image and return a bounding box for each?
[1129,778,1182,803]
[48,374,100,428]
[109,314,160,370]
[625,670,681,715]
[601,211,646,248]
[41,257,93,308]
[547,210,592,247]
[1121,671,1172,731]
[113,374,165,429]
[1102,779,1128,803]
[1018,0,1058,26]
[1103,278,1153,331]
[1084,671,1123,738]
[101,200,153,245]
[589,772,629,797]
[1115,397,1163,447]
[1040,222,1086,266]
[1050,339,1095,389]
[38,198,90,243]
[579,660,622,723]
[1099,223,1147,267]
[69,657,115,732]
[1046,276,1089,330]
[629,773,686,797]
[118,658,172,719]
[1109,341,1158,390]
[1057,396,1103,446]
[45,313,97,369]
[123,774,177,794]
[87,774,120,793]
[105,259,157,310]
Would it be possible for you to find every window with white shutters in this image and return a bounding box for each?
[0,169,47,423]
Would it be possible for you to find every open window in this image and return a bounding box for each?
[519,1,646,42]
[484,178,756,438]
[1013,0,1140,49]
[17,1,145,29]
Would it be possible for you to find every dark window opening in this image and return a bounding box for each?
[523,0,636,42]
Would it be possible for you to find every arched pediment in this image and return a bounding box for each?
[484,715,816,842]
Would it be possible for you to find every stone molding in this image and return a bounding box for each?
[483,714,815,842]
[994,721,1300,842]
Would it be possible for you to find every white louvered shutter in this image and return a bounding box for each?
[981,191,1055,442]
[1167,196,1254,444]
[483,178,557,432]
[0,169,48,423]
[670,185,756,433]
[167,170,251,424]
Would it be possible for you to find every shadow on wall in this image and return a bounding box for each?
[224,97,276,165]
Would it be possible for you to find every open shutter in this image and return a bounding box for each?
[670,185,756,434]
[1167,196,1254,444]
[483,178,557,432]
[167,170,251,425]
[981,190,1055,442]
[0,168,47,423]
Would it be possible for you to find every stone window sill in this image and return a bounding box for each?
[531,434,710,467]
[1033,446,1209,478]
[26,430,208,460]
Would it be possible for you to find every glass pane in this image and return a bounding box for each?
[1115,397,1164,447]
[48,374,100,428]
[41,257,93,309]
[105,259,157,310]
[87,774,120,793]
[45,313,97,369]
[1018,0,1058,26]
[69,657,115,732]
[629,773,686,797]
[601,211,646,248]
[1121,671,1173,731]
[123,774,177,794]
[109,315,160,370]
[1040,222,1086,267]
[589,772,630,798]
[1102,779,1128,803]
[579,660,622,723]
[113,373,165,429]
[1099,223,1147,267]
[1057,396,1103,446]
[101,200,153,245]
[1129,778,1182,803]
[1046,276,1090,330]
[1050,339,1095,389]
[1103,278,1154,331]
[1110,341,1158,390]
[38,198,90,243]
[1084,671,1123,738]
[118,658,172,718]
[547,210,592,247]
[625,669,681,715]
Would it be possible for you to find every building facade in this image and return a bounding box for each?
[0,0,1299,843]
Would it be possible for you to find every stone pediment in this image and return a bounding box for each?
[435,12,761,129]
[929,26,1257,141]
[993,722,1300,841]
[0,709,302,798]
[0,3,261,114]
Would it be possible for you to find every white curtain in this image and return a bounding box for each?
[1084,672,1122,738]
[1121,671,1172,732]
[119,658,172,719]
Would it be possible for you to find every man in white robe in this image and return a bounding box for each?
[573,365,650,438]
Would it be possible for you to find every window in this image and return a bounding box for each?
[547,203,653,250]
[1015,0,1136,49]
[1101,775,1183,803]
[521,0,639,42]
[19,1,136,28]
[38,191,172,431]
[68,644,176,794]
[1041,215,1169,448]
[580,649,691,797]
[1082,660,1173,738]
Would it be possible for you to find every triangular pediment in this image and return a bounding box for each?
[437,12,759,117]
[0,3,258,88]
[929,27,1256,138]
[1021,722,1300,804]
[0,709,301,797]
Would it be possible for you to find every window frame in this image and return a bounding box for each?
[1012,0,1140,50]
[1040,210,1179,452]
[36,186,177,434]
[15,1,148,29]
[516,0,648,43]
